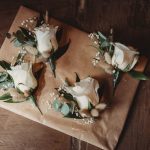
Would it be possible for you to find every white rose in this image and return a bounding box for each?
[34,24,58,58]
[112,43,139,71]
[65,77,100,110]
[7,63,37,93]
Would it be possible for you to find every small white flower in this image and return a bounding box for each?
[94,41,98,45]
[92,59,97,66]
[61,94,64,97]
[112,70,116,73]
[7,63,37,93]
[58,87,61,91]
[95,56,100,60]
[30,19,34,23]
[88,33,94,39]
[95,60,99,64]
[95,34,99,39]
[96,52,100,57]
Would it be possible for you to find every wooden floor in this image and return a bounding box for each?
[0,0,150,150]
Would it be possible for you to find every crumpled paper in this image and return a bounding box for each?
[0,6,147,150]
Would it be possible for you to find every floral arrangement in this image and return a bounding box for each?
[0,10,148,124]
[52,73,107,121]
[89,31,149,89]
[6,11,70,77]
[0,60,43,114]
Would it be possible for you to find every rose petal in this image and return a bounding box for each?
[7,63,37,93]
[112,43,139,71]
[34,25,58,58]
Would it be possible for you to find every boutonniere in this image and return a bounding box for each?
[0,60,43,114]
[6,11,70,77]
[52,73,107,123]
[89,31,149,91]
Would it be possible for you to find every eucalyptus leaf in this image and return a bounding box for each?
[0,93,12,100]
[0,81,14,89]
[0,60,11,70]
[13,40,22,47]
[3,98,13,103]
[64,112,82,119]
[19,27,35,41]
[58,89,74,101]
[61,103,70,116]
[25,40,36,47]
[98,32,107,43]
[15,30,26,44]
[113,70,121,94]
[101,41,110,48]
[128,70,149,80]
[63,92,74,101]
[0,72,8,82]
[53,99,62,111]
[4,99,25,103]
[88,102,94,110]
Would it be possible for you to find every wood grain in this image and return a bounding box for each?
[0,1,149,150]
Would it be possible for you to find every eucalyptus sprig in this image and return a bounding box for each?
[6,13,46,47]
[0,60,43,114]
[52,73,101,120]
[52,73,83,119]
[6,27,36,48]
[89,32,114,57]
[89,31,149,94]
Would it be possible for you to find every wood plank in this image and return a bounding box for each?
[0,108,71,150]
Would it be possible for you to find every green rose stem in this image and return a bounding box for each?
[128,70,149,80]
